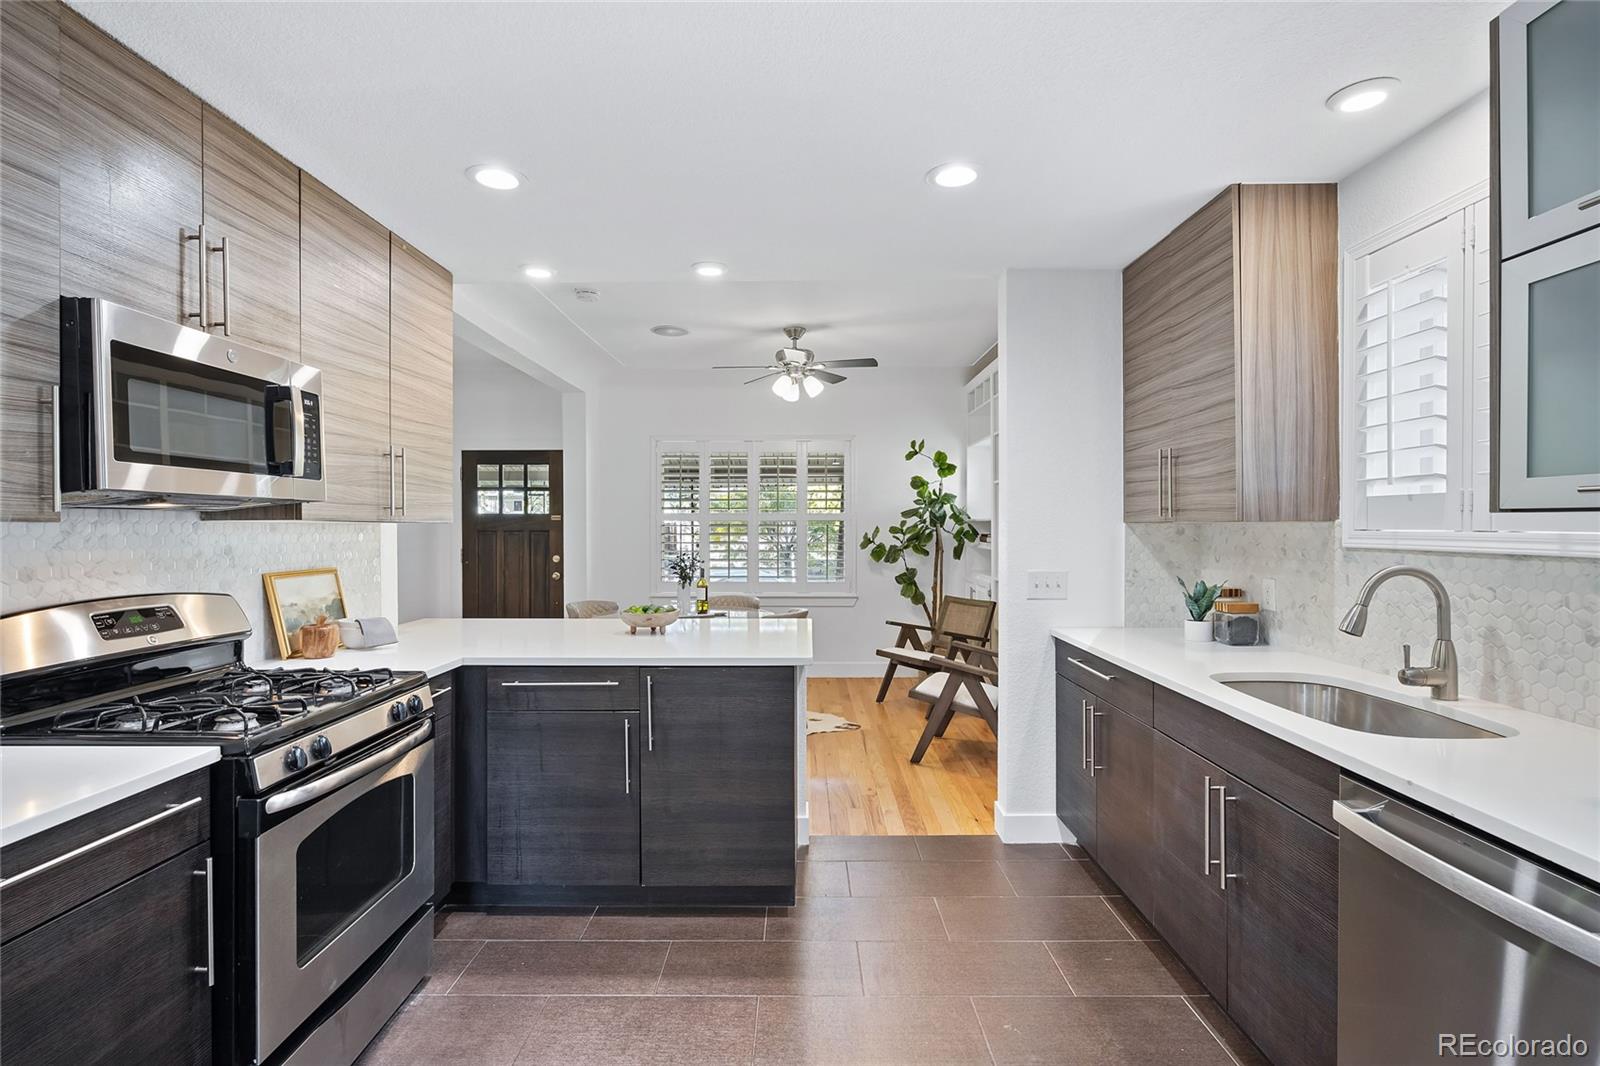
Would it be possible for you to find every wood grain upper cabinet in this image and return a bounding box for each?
[389,236,454,522]
[200,106,300,361]
[1123,184,1339,523]
[300,173,392,521]
[57,8,202,323]
[0,0,62,523]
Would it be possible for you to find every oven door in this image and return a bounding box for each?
[249,721,433,1063]
[64,298,324,504]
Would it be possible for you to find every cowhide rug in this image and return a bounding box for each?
[806,711,861,735]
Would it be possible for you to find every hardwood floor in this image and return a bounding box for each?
[806,676,997,837]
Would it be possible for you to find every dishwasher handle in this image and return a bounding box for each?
[1333,800,1600,968]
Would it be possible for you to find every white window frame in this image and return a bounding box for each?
[651,437,858,604]
[1340,181,1600,558]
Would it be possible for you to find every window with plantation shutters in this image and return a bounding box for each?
[655,439,853,595]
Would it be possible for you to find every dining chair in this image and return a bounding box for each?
[765,608,809,619]
[906,641,998,763]
[707,594,761,610]
[565,599,620,618]
[874,595,997,702]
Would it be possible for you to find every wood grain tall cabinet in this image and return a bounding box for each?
[299,174,393,522]
[389,237,454,522]
[0,0,62,521]
[1123,184,1339,523]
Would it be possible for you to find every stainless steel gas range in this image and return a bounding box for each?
[0,593,434,1066]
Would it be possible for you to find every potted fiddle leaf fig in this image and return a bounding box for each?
[859,440,981,626]
[1179,577,1225,643]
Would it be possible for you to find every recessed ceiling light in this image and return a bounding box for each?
[692,261,726,278]
[1325,78,1400,114]
[522,265,554,280]
[466,164,523,190]
[926,163,978,188]
[650,325,689,337]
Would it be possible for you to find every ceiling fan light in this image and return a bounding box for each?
[772,375,801,402]
[803,375,825,398]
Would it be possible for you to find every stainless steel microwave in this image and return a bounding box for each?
[59,298,325,509]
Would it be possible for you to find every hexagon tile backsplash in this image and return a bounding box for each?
[1,511,384,662]
[1126,522,1600,728]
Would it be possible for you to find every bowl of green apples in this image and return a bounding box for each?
[621,604,678,634]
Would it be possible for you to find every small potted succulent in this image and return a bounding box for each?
[666,551,701,614]
[1179,578,1225,643]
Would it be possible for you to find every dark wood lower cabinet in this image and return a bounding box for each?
[431,675,455,905]
[1224,773,1339,1066]
[487,708,640,885]
[1,842,211,1066]
[1055,639,1338,1066]
[1054,675,1096,853]
[640,667,794,886]
[1091,701,1155,917]
[1150,731,1229,1003]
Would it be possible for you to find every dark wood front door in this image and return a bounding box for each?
[462,450,563,618]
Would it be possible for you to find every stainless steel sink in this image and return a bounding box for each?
[1221,679,1504,740]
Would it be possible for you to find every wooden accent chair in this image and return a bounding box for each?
[907,642,998,763]
[707,594,761,610]
[874,595,997,703]
[565,600,619,619]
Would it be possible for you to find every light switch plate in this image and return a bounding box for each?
[1027,571,1068,599]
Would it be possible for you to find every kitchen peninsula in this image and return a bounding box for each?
[279,616,813,907]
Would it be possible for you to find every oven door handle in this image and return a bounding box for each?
[263,720,431,815]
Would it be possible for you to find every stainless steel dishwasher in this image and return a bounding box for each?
[1335,778,1600,1065]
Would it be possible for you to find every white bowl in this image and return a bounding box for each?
[621,608,678,633]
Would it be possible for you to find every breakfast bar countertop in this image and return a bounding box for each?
[1052,626,1600,883]
[252,615,815,676]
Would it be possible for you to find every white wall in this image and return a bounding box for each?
[996,269,1125,842]
[586,374,968,673]
[1339,91,1487,248]
[396,339,566,621]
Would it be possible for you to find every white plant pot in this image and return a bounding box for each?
[1184,618,1213,643]
[677,588,694,614]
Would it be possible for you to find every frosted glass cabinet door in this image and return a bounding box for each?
[1497,228,1600,510]
[1496,0,1600,258]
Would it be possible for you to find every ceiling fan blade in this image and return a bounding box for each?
[816,357,878,368]
[744,371,783,385]
[809,369,847,384]
[714,364,780,370]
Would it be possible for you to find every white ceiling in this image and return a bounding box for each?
[73,1,1496,376]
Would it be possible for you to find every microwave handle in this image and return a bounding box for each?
[264,385,305,477]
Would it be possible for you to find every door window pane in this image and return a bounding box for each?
[758,521,797,582]
[707,521,749,580]
[476,491,500,515]
[296,777,413,964]
[807,520,846,581]
[1526,261,1600,477]
[759,450,797,512]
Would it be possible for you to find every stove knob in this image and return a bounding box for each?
[310,734,333,760]
[283,746,309,772]
[390,701,406,723]
[407,694,424,717]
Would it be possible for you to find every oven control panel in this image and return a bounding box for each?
[91,604,183,640]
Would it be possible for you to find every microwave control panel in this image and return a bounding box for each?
[302,392,322,480]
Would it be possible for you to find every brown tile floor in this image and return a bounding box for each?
[358,836,1267,1066]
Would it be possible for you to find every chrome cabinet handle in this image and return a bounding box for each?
[1079,698,1088,770]
[40,386,59,512]
[1578,193,1600,211]
[1215,786,1237,889]
[193,857,215,986]
[430,686,453,698]
[206,235,231,334]
[1155,447,1165,518]
[1090,709,1104,774]
[385,450,396,514]
[1,796,203,889]
[646,675,655,752]
[623,718,631,794]
[1578,485,1600,493]
[1202,775,1213,877]
[397,447,408,516]
[1066,657,1116,683]
[183,225,207,325]
[499,680,620,688]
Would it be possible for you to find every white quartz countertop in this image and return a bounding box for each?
[0,745,221,847]
[1051,627,1600,882]
[250,616,815,677]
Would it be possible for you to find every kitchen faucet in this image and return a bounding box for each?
[1338,565,1460,701]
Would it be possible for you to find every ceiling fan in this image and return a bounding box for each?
[713,326,879,401]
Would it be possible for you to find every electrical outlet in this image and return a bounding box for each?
[1027,571,1068,599]
[1262,577,1278,612]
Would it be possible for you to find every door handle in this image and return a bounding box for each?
[1,796,203,888]
[1065,657,1116,683]
[1578,193,1600,211]
[386,450,397,515]
[183,225,207,325]
[193,857,215,986]
[205,235,230,333]
[1215,785,1236,889]
[1087,705,1103,776]
[397,447,408,516]
[429,686,453,698]
[623,718,631,794]
[1202,775,1213,877]
[40,386,60,512]
[646,675,654,752]
[1079,698,1088,770]
[499,680,620,688]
